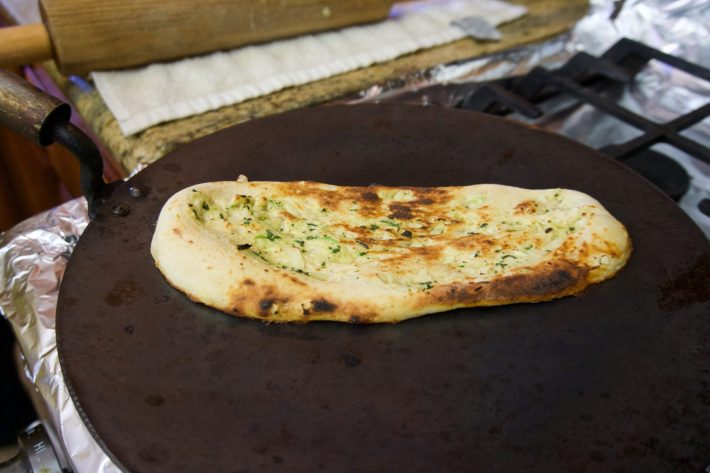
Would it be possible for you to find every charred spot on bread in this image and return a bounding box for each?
[514,200,539,215]
[388,203,414,220]
[312,299,336,313]
[362,191,380,202]
[259,299,275,316]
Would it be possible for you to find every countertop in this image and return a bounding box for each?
[0,0,588,175]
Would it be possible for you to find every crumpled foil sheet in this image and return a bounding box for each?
[355,0,710,237]
[0,1,707,472]
[0,199,119,472]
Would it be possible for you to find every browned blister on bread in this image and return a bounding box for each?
[151,180,631,323]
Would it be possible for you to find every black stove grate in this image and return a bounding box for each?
[460,39,710,166]
[366,38,710,212]
[449,38,710,210]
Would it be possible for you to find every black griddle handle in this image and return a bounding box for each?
[0,69,111,218]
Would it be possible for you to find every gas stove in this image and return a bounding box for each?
[0,423,64,473]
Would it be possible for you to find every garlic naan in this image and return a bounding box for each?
[151,180,631,323]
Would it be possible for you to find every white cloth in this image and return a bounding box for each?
[92,0,526,136]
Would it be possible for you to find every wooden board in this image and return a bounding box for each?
[4,0,589,175]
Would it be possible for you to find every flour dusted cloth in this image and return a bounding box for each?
[93,0,526,136]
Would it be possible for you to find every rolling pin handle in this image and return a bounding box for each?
[0,69,109,218]
[0,24,54,69]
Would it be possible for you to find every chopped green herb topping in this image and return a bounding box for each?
[401,230,412,238]
[202,202,210,211]
[247,250,269,262]
[480,222,489,228]
[420,281,434,290]
[380,219,400,228]
[265,229,280,241]
[369,224,380,231]
[294,240,305,247]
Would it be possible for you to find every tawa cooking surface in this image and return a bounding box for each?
[57,105,710,472]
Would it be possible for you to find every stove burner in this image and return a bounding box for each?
[601,148,690,201]
[699,199,710,218]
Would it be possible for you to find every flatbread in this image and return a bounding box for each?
[151,180,631,323]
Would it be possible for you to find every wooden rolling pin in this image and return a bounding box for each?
[0,0,395,75]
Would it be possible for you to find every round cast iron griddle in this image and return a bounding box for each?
[57,105,710,472]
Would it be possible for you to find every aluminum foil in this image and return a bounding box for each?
[0,198,120,473]
[0,1,708,472]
